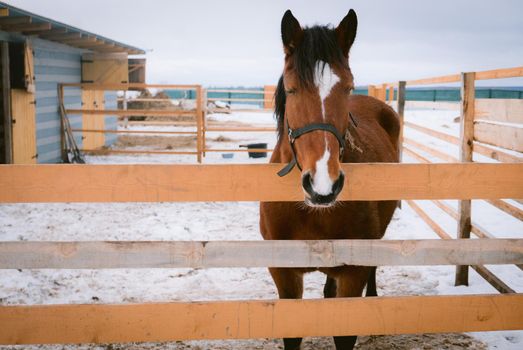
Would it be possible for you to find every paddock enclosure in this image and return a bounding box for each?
[0,66,522,348]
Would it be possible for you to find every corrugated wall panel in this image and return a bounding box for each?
[104,91,118,146]
[32,38,84,163]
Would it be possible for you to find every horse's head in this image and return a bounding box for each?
[276,10,358,208]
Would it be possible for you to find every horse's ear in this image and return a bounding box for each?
[281,10,303,55]
[336,9,358,56]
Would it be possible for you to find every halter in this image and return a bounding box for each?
[277,112,358,177]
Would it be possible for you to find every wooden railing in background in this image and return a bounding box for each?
[375,65,523,289]
[60,83,205,162]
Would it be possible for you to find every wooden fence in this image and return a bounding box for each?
[60,84,277,161]
[2,66,522,346]
[0,162,522,345]
[60,83,205,162]
[374,66,523,291]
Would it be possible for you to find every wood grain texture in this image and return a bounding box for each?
[61,83,200,90]
[0,163,522,203]
[475,99,523,124]
[72,129,197,135]
[396,67,522,87]
[471,265,516,294]
[80,149,198,156]
[397,81,406,162]
[456,72,475,286]
[68,109,196,117]
[81,90,105,149]
[196,85,203,163]
[474,120,523,153]
[0,239,520,269]
[11,89,36,164]
[475,66,523,81]
[407,74,461,86]
[403,137,458,162]
[405,200,452,240]
[1,294,521,345]
[485,199,523,221]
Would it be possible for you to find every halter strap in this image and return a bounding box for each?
[277,114,357,177]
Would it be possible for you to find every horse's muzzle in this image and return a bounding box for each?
[301,171,345,207]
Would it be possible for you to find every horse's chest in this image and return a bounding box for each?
[295,206,380,240]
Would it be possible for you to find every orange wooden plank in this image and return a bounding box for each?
[0,163,522,203]
[0,294,522,345]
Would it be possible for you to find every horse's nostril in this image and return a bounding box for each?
[302,171,344,207]
[301,172,314,196]
[332,172,345,196]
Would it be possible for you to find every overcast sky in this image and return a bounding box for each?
[4,0,523,86]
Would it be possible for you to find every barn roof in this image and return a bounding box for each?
[0,2,145,55]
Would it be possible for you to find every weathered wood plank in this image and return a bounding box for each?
[456,72,475,286]
[80,149,198,156]
[0,163,522,203]
[72,129,198,135]
[403,137,458,162]
[475,99,523,124]
[62,83,200,90]
[406,199,518,291]
[406,201,452,240]
[407,74,461,86]
[471,265,516,294]
[1,42,12,164]
[475,66,523,81]
[486,199,523,221]
[0,294,521,345]
[473,141,523,163]
[67,109,196,117]
[11,90,36,164]
[474,120,523,153]
[196,85,203,163]
[397,81,406,162]
[0,239,521,269]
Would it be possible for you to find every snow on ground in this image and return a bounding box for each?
[0,107,522,349]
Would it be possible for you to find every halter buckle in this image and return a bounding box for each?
[288,127,295,143]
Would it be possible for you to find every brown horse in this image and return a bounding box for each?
[259,9,400,350]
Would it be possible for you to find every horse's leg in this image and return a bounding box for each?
[269,267,304,350]
[365,266,378,297]
[332,266,372,350]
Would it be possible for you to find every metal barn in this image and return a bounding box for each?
[0,2,145,164]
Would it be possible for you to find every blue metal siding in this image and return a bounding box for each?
[32,38,84,163]
[104,92,118,146]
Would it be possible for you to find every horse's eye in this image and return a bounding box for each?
[285,88,297,95]
[345,87,353,95]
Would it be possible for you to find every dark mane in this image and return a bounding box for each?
[274,25,347,138]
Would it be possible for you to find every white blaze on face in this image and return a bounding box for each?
[312,148,333,195]
[311,61,339,195]
[314,61,340,120]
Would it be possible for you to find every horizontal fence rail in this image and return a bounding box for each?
[1,294,522,345]
[385,66,523,86]
[0,239,521,269]
[0,163,522,203]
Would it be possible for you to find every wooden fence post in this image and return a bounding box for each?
[396,81,406,209]
[388,85,394,102]
[397,81,406,162]
[196,85,203,163]
[1,42,12,164]
[455,72,475,286]
[368,85,376,98]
